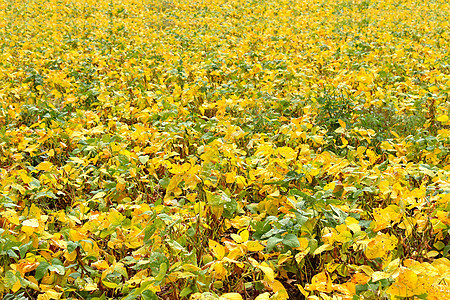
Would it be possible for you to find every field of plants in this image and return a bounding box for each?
[0,0,449,299]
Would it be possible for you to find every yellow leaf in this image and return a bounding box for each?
[108,210,125,226]
[373,205,402,231]
[278,252,292,265]
[428,86,439,93]
[209,240,225,260]
[210,261,227,280]
[267,280,288,297]
[384,258,400,273]
[278,147,296,160]
[255,292,271,300]
[338,119,346,129]
[19,171,33,184]
[239,229,249,243]
[69,156,86,165]
[16,260,39,275]
[387,267,425,297]
[184,174,201,190]
[2,210,20,225]
[297,238,309,250]
[36,161,53,172]
[378,180,390,195]
[37,294,49,300]
[116,177,126,192]
[297,284,309,298]
[43,289,62,300]
[426,250,440,258]
[357,265,374,276]
[356,146,366,156]
[380,141,394,151]
[69,229,86,242]
[102,280,119,288]
[219,293,243,300]
[230,234,242,244]
[226,172,236,183]
[189,293,203,300]
[22,219,40,235]
[92,260,109,270]
[259,262,275,282]
[295,248,309,263]
[390,130,400,138]
[310,135,324,145]
[12,278,22,292]
[11,183,25,194]
[351,273,370,284]
[64,249,77,262]
[225,248,244,261]
[313,243,333,255]
[309,168,320,177]
[91,192,106,201]
[236,176,247,189]
[84,283,98,291]
[128,269,148,285]
[306,272,333,293]
[366,149,378,164]
[90,125,104,135]
[182,264,202,272]
[365,233,397,259]
[166,175,183,193]
[371,271,391,282]
[335,230,352,244]
[246,241,265,252]
[345,217,361,233]
[323,181,335,191]
[437,114,449,123]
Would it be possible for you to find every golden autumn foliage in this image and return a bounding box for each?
[0,0,449,299]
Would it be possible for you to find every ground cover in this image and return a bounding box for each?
[0,0,449,299]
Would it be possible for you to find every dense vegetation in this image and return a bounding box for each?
[0,0,449,299]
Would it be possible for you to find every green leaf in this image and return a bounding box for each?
[443,245,450,257]
[207,191,232,207]
[154,262,168,283]
[148,252,169,277]
[180,287,193,298]
[158,177,170,189]
[91,294,107,300]
[67,241,79,253]
[48,264,65,275]
[114,265,129,279]
[141,290,158,300]
[282,234,300,248]
[49,259,65,275]
[52,258,64,266]
[35,261,50,280]
[223,197,237,218]
[118,154,130,165]
[122,290,139,300]
[266,236,283,252]
[6,249,19,259]
[29,178,41,189]
[19,241,32,258]
[4,270,18,288]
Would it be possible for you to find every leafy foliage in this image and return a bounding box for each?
[0,0,449,299]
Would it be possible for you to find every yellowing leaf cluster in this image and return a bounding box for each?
[0,0,449,299]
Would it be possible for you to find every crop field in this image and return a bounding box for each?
[0,0,449,299]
